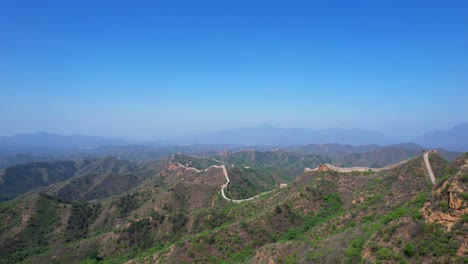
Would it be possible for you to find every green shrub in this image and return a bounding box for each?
[441,175,451,184]
[414,224,460,256]
[365,194,383,206]
[440,202,449,212]
[461,173,468,184]
[362,214,376,223]
[345,237,364,262]
[285,229,298,240]
[275,205,282,214]
[382,207,408,224]
[403,242,415,256]
[459,192,468,201]
[376,247,394,260]
[411,211,423,221]
[462,214,468,223]
[413,191,429,207]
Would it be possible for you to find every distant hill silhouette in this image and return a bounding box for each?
[414,123,468,151]
[1,123,467,151]
[0,132,128,150]
[181,125,393,145]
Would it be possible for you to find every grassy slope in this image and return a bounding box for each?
[0,161,78,201]
[0,154,466,263]
[140,155,466,264]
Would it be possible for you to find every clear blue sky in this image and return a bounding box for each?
[1,0,467,139]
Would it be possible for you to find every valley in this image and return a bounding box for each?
[4,1,468,263]
[0,145,466,263]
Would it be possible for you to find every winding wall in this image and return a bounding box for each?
[305,156,416,173]
[173,162,275,203]
[174,150,438,205]
[423,150,436,184]
[305,151,437,185]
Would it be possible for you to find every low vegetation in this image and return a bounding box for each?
[0,152,465,263]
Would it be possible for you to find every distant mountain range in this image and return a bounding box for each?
[179,123,468,151]
[180,125,394,146]
[413,123,468,152]
[0,122,467,151]
[0,131,128,151]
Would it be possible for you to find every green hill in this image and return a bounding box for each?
[0,152,466,263]
[0,161,78,201]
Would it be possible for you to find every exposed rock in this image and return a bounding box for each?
[448,183,465,210]
[457,238,468,257]
[421,160,468,231]
[317,164,330,172]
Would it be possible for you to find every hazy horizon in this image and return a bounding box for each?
[2,1,468,139]
[1,122,467,143]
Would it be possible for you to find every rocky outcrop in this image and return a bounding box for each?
[420,158,467,256]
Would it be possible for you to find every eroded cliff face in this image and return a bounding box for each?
[422,181,468,229]
[421,158,468,256]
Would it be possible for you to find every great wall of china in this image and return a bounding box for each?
[423,150,436,184]
[171,156,278,203]
[173,150,437,204]
[304,156,416,173]
[305,150,437,184]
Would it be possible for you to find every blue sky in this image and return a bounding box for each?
[1,0,467,139]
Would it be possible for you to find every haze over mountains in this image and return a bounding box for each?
[1,143,466,263]
[0,132,129,150]
[414,123,468,152]
[1,122,467,151]
[2,0,467,262]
